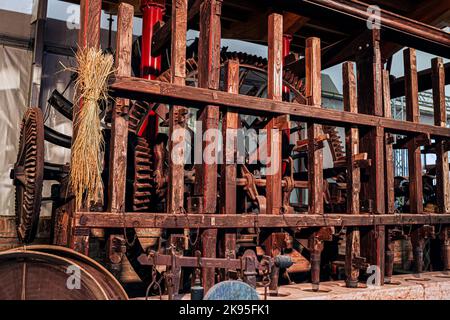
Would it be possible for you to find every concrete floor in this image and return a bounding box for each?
[145,272,450,300]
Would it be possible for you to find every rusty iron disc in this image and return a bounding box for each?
[0,250,109,300]
[13,107,44,243]
[9,245,128,300]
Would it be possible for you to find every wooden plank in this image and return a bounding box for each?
[265,13,283,215]
[306,37,323,215]
[110,77,450,138]
[342,61,360,287]
[75,212,450,229]
[220,60,239,214]
[432,57,450,214]
[108,3,133,213]
[383,70,395,214]
[404,48,423,214]
[196,0,223,293]
[168,0,188,213]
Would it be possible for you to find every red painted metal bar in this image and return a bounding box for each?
[138,0,165,138]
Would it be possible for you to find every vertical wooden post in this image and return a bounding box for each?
[383,70,395,214]
[220,60,239,214]
[196,0,222,292]
[220,60,239,262]
[69,0,102,255]
[432,57,450,270]
[105,2,134,276]
[78,0,101,50]
[382,69,396,283]
[265,13,284,216]
[356,30,385,284]
[305,37,325,289]
[306,37,323,215]
[432,57,450,214]
[404,48,423,215]
[404,48,425,273]
[343,61,360,288]
[168,0,188,213]
[108,3,134,213]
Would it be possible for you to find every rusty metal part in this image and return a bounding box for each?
[241,165,266,214]
[1,246,128,300]
[12,108,44,244]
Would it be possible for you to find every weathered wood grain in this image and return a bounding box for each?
[108,3,133,213]
[168,0,188,213]
[306,37,323,215]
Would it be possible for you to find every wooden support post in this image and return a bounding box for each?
[433,57,450,214]
[168,0,188,213]
[196,0,222,293]
[261,13,284,295]
[383,70,395,214]
[382,69,396,283]
[306,37,323,214]
[69,0,102,255]
[305,36,326,290]
[108,3,134,213]
[105,2,133,276]
[404,48,425,274]
[220,60,239,265]
[343,61,361,288]
[78,0,101,50]
[265,13,284,216]
[404,48,423,214]
[356,30,385,284]
[383,69,396,282]
[432,57,450,270]
[221,60,239,214]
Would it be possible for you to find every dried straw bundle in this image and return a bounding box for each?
[69,47,114,209]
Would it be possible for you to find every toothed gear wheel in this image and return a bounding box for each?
[132,137,153,211]
[13,107,44,243]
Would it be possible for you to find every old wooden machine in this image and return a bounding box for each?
[10,0,450,299]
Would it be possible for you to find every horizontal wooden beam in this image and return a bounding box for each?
[110,76,450,138]
[293,0,450,58]
[75,212,450,229]
[390,62,450,99]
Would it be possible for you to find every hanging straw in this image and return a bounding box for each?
[66,47,114,209]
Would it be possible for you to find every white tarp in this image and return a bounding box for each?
[0,45,32,216]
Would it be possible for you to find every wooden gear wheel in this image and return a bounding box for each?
[12,107,44,244]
